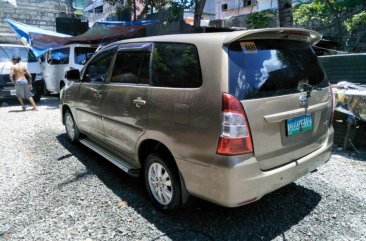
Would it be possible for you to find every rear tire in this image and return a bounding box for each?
[144,153,181,210]
[64,110,80,143]
[31,83,42,102]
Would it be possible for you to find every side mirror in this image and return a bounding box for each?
[65,69,80,81]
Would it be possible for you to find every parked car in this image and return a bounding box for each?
[60,28,334,210]
[0,44,44,102]
[40,43,97,94]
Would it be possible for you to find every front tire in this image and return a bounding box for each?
[31,82,43,102]
[144,154,181,210]
[64,110,80,143]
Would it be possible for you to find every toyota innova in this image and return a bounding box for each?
[60,28,334,210]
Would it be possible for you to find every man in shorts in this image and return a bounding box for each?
[9,56,38,111]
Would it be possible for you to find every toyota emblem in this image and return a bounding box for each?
[299,95,308,107]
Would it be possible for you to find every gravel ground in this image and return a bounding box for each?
[0,96,365,241]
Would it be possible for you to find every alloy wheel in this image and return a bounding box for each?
[148,162,173,205]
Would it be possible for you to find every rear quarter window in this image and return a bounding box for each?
[228,39,327,100]
[151,43,202,88]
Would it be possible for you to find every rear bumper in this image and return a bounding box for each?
[177,127,334,207]
[0,88,16,98]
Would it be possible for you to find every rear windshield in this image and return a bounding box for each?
[0,46,38,63]
[74,47,96,65]
[228,40,327,100]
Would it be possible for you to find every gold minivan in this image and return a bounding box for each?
[60,28,334,210]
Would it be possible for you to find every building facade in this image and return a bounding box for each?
[216,0,278,19]
[83,0,144,27]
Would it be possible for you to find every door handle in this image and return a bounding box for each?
[133,97,146,108]
[94,93,102,98]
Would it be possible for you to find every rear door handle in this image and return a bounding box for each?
[133,97,146,108]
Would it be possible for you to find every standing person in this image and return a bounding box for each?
[9,56,38,111]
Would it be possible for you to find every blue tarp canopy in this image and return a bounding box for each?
[4,18,158,57]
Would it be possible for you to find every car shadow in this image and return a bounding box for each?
[55,133,321,241]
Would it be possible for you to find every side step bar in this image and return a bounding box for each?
[79,138,140,177]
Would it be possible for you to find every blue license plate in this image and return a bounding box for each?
[286,114,313,136]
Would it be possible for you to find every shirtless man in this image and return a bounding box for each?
[9,56,38,111]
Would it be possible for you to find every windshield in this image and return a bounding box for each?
[0,46,38,63]
[74,47,97,65]
[228,39,327,100]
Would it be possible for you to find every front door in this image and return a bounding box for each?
[100,43,152,162]
[75,47,116,142]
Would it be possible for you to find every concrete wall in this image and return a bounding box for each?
[0,0,70,44]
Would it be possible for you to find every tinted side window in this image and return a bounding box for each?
[48,48,70,65]
[228,40,327,100]
[111,51,150,84]
[84,48,115,83]
[74,47,97,65]
[152,43,202,88]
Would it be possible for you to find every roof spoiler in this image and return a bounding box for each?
[223,28,322,46]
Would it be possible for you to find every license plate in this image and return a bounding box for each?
[286,114,313,136]
[10,89,16,96]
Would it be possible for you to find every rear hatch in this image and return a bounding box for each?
[227,31,331,170]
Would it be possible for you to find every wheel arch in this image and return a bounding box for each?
[138,139,176,169]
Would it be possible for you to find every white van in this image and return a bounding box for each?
[0,44,44,102]
[40,44,97,94]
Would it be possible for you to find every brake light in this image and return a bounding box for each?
[328,83,334,127]
[217,93,253,155]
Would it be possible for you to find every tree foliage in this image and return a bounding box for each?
[246,10,276,29]
[293,0,366,51]
[104,0,205,27]
[344,11,366,33]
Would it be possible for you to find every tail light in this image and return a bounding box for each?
[328,83,334,127]
[217,93,253,155]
